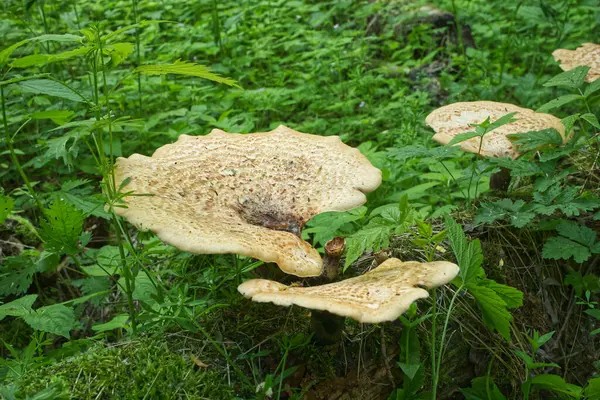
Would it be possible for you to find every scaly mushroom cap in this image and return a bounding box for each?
[425,101,567,159]
[552,43,600,82]
[238,258,459,323]
[114,125,382,277]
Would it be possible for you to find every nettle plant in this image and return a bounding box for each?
[0,22,238,339]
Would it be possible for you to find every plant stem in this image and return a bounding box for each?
[132,0,143,112]
[1,86,43,211]
[430,287,437,397]
[432,284,464,398]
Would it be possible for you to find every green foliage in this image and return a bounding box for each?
[445,216,523,340]
[39,200,85,256]
[543,221,600,263]
[0,295,76,338]
[136,60,240,87]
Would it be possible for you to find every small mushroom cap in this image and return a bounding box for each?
[552,43,600,82]
[238,258,459,323]
[425,101,567,159]
[114,125,381,277]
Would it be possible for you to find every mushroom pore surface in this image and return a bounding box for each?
[238,258,459,323]
[113,125,382,277]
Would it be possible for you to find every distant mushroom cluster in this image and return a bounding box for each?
[114,125,459,325]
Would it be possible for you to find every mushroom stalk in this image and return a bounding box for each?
[311,237,347,345]
[322,237,346,282]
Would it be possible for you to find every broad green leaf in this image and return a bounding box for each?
[11,46,90,68]
[543,236,590,263]
[469,284,513,340]
[23,304,76,338]
[344,223,392,268]
[543,66,590,88]
[31,110,75,125]
[507,128,564,152]
[584,79,600,97]
[447,131,480,146]
[529,374,582,397]
[106,42,134,66]
[136,60,240,87]
[0,255,37,296]
[582,113,600,129]
[461,377,507,400]
[91,314,129,332]
[479,279,523,309]
[19,79,87,103]
[537,94,583,112]
[585,377,600,399]
[0,34,82,65]
[0,295,37,320]
[39,200,85,255]
[444,216,483,286]
[555,221,597,248]
[0,195,15,223]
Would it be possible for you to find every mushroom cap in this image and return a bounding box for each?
[425,101,567,159]
[552,43,600,82]
[238,258,459,323]
[114,125,382,277]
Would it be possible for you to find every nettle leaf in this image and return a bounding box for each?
[444,216,483,285]
[543,236,591,263]
[507,128,564,152]
[11,46,90,68]
[0,33,83,65]
[543,65,590,89]
[584,79,600,97]
[0,294,37,320]
[448,131,480,146]
[43,130,86,166]
[537,94,583,113]
[31,110,75,125]
[564,270,600,297]
[0,255,37,296]
[581,113,600,129]
[469,283,514,340]
[479,279,523,309]
[106,42,134,66]
[0,194,15,223]
[23,304,76,339]
[136,60,240,87]
[39,200,85,256]
[19,79,87,103]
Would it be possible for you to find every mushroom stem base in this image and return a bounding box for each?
[490,166,511,192]
[310,310,345,345]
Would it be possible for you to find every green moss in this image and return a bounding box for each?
[16,337,235,400]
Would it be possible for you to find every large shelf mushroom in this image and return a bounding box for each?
[552,43,600,82]
[425,101,568,160]
[238,259,459,323]
[113,125,382,277]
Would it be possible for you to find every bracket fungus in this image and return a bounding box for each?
[113,125,381,277]
[238,258,459,324]
[552,43,600,82]
[425,101,567,159]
